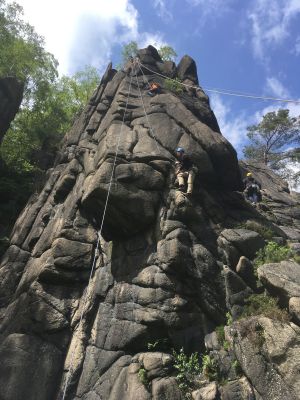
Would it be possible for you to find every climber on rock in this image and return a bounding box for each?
[243,172,262,204]
[147,81,161,96]
[174,147,196,196]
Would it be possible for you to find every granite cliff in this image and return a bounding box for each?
[0,46,299,400]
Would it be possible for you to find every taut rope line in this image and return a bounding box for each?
[133,65,161,154]
[138,61,300,104]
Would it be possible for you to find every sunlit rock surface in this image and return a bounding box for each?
[0,46,299,400]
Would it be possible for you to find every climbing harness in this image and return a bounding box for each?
[138,61,300,104]
[61,74,134,400]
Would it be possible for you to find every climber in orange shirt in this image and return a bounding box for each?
[147,82,161,96]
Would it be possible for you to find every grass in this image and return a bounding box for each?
[241,293,290,322]
[236,220,275,240]
[215,325,230,350]
[254,241,291,273]
[201,354,218,382]
[138,367,149,388]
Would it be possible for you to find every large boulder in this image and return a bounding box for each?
[0,77,24,143]
[0,46,299,400]
[228,317,300,400]
[218,228,265,268]
[258,260,300,306]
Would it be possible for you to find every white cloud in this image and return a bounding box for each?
[265,77,291,98]
[210,91,300,159]
[248,0,300,60]
[253,100,300,123]
[185,0,234,20]
[210,94,251,155]
[153,0,173,21]
[294,36,300,55]
[11,0,164,75]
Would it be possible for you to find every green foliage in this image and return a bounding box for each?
[0,0,58,101]
[231,360,242,376]
[215,325,231,351]
[241,293,290,322]
[243,109,300,173]
[121,41,138,64]
[138,367,149,387]
[294,254,300,264]
[223,340,230,351]
[254,241,291,271]
[120,41,177,65]
[238,221,275,240]
[0,64,99,238]
[173,348,201,397]
[201,354,218,381]
[158,45,177,61]
[226,312,233,326]
[147,338,170,351]
[215,325,225,344]
[164,77,183,94]
[1,65,100,173]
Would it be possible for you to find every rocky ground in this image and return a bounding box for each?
[0,46,299,400]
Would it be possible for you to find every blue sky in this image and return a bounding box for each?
[13,0,300,160]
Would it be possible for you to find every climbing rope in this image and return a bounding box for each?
[138,61,300,104]
[133,64,162,154]
[61,74,133,400]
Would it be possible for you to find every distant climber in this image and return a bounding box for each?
[243,172,262,204]
[147,82,161,96]
[174,147,196,196]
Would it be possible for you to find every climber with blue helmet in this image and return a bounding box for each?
[174,147,196,196]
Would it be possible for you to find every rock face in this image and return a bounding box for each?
[0,46,300,400]
[0,77,24,143]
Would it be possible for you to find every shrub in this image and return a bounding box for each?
[201,354,218,381]
[254,241,291,272]
[226,312,233,326]
[215,325,225,345]
[241,293,290,322]
[164,77,183,94]
[231,359,242,376]
[147,338,170,351]
[172,348,201,397]
[138,367,149,387]
[244,221,275,240]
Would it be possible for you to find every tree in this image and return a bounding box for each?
[243,109,300,168]
[121,41,138,64]
[120,41,177,65]
[0,65,100,241]
[1,66,100,172]
[158,45,177,61]
[0,0,58,103]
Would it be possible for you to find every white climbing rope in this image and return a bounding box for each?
[61,73,133,400]
[133,64,162,155]
[138,61,300,104]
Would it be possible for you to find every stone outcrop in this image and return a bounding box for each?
[0,77,24,143]
[0,46,300,400]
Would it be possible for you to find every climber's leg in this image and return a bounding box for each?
[177,172,188,191]
[187,170,195,194]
